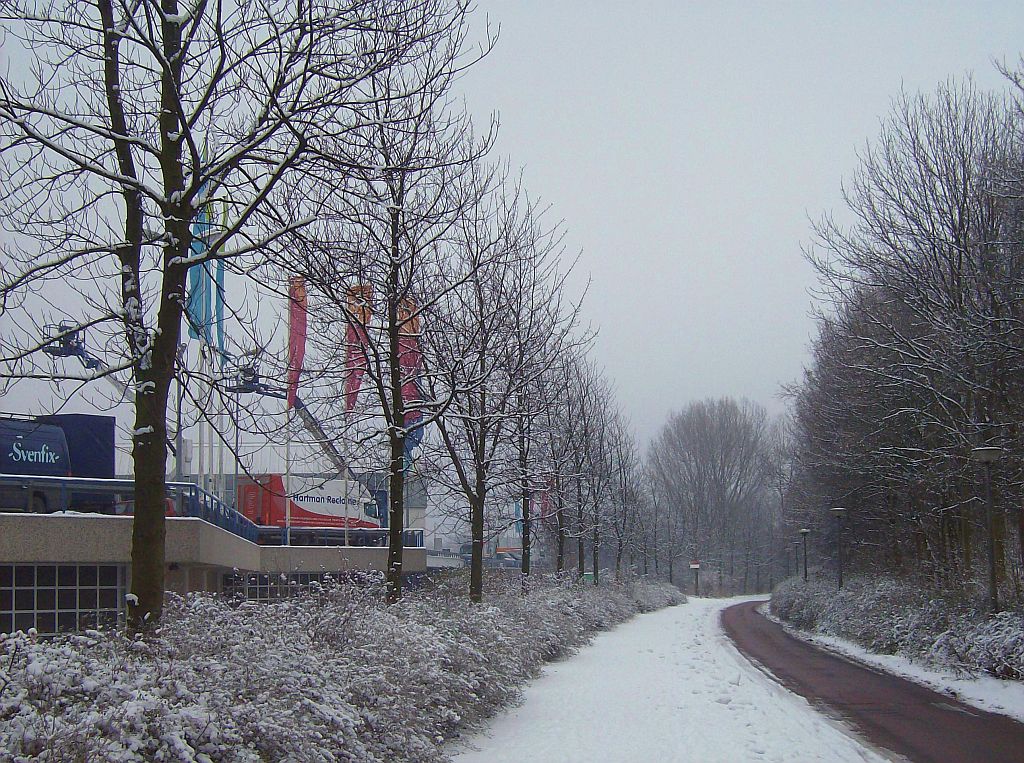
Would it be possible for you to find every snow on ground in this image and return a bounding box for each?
[449,596,888,763]
[762,604,1024,725]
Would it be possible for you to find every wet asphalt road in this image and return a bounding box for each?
[721,600,1024,763]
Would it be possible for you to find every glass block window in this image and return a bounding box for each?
[221,570,346,602]
[0,564,126,636]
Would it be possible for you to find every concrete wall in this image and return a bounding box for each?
[0,514,426,595]
[260,545,426,574]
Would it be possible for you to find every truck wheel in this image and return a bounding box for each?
[31,493,48,513]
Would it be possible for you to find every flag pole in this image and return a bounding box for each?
[284,406,291,546]
[284,275,306,547]
[197,348,206,491]
[344,473,350,548]
[216,389,225,501]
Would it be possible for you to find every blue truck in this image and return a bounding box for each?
[0,414,115,512]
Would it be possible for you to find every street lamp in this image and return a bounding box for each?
[799,528,810,582]
[830,507,847,590]
[971,446,1003,613]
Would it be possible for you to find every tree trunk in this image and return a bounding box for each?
[1017,506,1024,593]
[555,489,566,573]
[386,428,406,603]
[576,480,585,578]
[128,350,173,628]
[469,405,488,603]
[385,206,406,603]
[519,413,530,594]
[652,510,659,575]
[127,0,185,628]
[521,490,531,594]
[470,492,485,602]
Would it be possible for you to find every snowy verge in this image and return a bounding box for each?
[0,572,683,763]
[769,577,1024,723]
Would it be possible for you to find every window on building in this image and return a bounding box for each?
[0,564,126,635]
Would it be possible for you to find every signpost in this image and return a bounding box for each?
[690,560,701,597]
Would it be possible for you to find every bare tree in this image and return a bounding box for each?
[0,0,437,625]
[792,78,1024,593]
[426,172,582,601]
[274,2,495,601]
[648,398,774,593]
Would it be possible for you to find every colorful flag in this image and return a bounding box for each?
[213,203,227,363]
[185,185,226,363]
[185,200,213,345]
[398,298,425,466]
[344,284,373,410]
[286,276,307,409]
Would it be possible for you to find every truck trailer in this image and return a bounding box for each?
[238,473,397,545]
[0,414,116,512]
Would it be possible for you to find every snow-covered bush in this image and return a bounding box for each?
[0,574,682,762]
[770,576,1024,680]
[629,578,687,613]
[931,611,1024,680]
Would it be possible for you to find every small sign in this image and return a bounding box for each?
[689,562,700,569]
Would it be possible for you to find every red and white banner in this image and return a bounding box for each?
[286,276,307,409]
[397,297,423,416]
[344,284,372,411]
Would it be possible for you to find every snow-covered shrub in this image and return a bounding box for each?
[931,611,1024,679]
[630,578,687,612]
[768,579,824,630]
[0,574,682,762]
[769,575,1024,680]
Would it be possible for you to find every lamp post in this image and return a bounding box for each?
[830,507,847,590]
[799,528,810,582]
[971,446,1003,613]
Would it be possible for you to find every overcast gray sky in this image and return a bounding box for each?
[457,1,1024,445]
[4,2,1024,458]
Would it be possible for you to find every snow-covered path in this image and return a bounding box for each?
[450,597,888,763]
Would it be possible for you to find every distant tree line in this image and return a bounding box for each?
[784,71,1024,606]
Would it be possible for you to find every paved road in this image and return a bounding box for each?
[721,600,1024,763]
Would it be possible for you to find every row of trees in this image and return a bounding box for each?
[645,398,786,594]
[0,0,583,621]
[512,389,789,598]
[783,72,1024,606]
[0,0,704,617]
[0,0,801,617]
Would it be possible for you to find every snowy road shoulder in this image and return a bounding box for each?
[449,596,888,763]
[762,604,1024,725]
